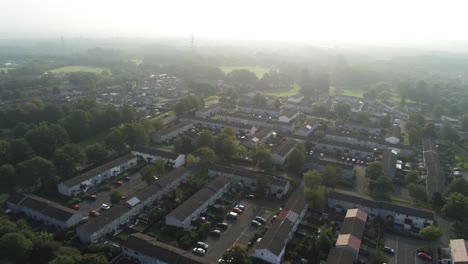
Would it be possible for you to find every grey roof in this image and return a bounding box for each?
[340,217,366,240]
[314,139,375,154]
[328,189,434,220]
[167,176,230,222]
[187,117,254,130]
[281,109,299,118]
[124,233,210,264]
[157,121,193,136]
[210,165,289,187]
[386,125,401,139]
[136,167,188,202]
[326,248,354,264]
[61,153,136,188]
[238,102,281,112]
[7,193,80,222]
[218,112,292,126]
[343,121,380,130]
[252,127,274,139]
[254,185,306,256]
[133,146,180,160]
[422,138,444,199]
[135,182,163,201]
[382,149,397,177]
[77,204,130,234]
[272,139,297,157]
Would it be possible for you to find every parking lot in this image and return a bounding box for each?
[384,233,431,264]
[202,198,276,263]
[78,172,146,215]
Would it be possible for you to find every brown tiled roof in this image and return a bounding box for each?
[272,139,297,157]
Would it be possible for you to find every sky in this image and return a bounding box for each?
[1,0,467,44]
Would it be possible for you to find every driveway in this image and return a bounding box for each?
[384,233,432,264]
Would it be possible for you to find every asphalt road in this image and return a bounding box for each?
[384,233,432,264]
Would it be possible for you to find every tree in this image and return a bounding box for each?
[250,143,273,172]
[460,113,468,132]
[255,174,269,198]
[195,147,218,169]
[422,123,436,138]
[321,165,342,188]
[140,164,156,185]
[406,170,420,184]
[174,136,196,154]
[252,93,267,106]
[380,116,391,129]
[221,244,250,264]
[49,255,78,264]
[303,170,322,189]
[441,122,459,142]
[219,137,237,161]
[123,123,148,147]
[419,225,442,241]
[86,144,108,164]
[197,130,214,149]
[442,192,468,222]
[10,138,35,164]
[105,128,126,153]
[368,176,393,195]
[305,188,326,211]
[365,162,384,180]
[78,254,109,264]
[25,124,69,157]
[17,156,56,193]
[0,164,16,192]
[334,102,351,120]
[407,183,427,201]
[223,126,236,139]
[121,103,135,123]
[53,144,85,179]
[0,232,33,261]
[312,103,328,118]
[286,144,305,175]
[446,178,468,197]
[110,189,123,204]
[62,109,91,142]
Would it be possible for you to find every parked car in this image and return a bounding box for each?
[70,204,80,210]
[196,241,209,250]
[89,210,100,217]
[114,181,124,186]
[227,212,238,219]
[217,222,228,229]
[383,246,395,254]
[87,194,97,200]
[210,230,222,237]
[192,247,206,255]
[101,204,111,210]
[251,220,262,227]
[232,208,243,214]
[418,252,432,261]
[235,204,245,210]
[245,194,255,199]
[255,216,267,224]
[123,176,131,182]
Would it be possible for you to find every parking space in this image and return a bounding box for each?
[384,233,430,264]
[202,199,275,263]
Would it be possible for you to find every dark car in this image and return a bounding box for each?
[210,230,222,237]
[217,222,228,229]
[255,216,267,224]
[383,246,395,254]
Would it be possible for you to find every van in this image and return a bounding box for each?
[227,212,238,219]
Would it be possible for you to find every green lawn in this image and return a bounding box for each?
[220,66,270,79]
[151,110,175,121]
[330,87,364,97]
[264,83,301,98]
[0,68,13,72]
[50,65,109,74]
[455,152,468,169]
[204,96,219,104]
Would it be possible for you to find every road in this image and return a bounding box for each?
[384,233,431,264]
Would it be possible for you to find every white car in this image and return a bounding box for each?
[193,247,206,255]
[101,204,111,210]
[196,241,209,250]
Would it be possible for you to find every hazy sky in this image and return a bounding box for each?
[1,0,467,44]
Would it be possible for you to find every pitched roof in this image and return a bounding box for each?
[328,189,434,220]
[210,165,289,187]
[345,208,368,223]
[133,145,181,160]
[422,138,444,198]
[281,109,299,118]
[340,216,366,240]
[124,233,210,264]
[272,139,297,158]
[77,204,130,234]
[326,248,354,264]
[187,117,254,130]
[61,153,136,188]
[382,149,397,176]
[157,121,193,136]
[156,167,189,188]
[386,125,401,139]
[450,239,468,263]
[167,176,229,222]
[336,234,361,252]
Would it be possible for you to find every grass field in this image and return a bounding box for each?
[0,68,13,72]
[330,87,415,105]
[220,66,270,79]
[151,110,175,121]
[264,83,301,98]
[204,96,219,104]
[50,65,108,74]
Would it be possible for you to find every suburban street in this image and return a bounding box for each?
[384,233,430,264]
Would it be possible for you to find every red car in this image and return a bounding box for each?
[71,204,80,210]
[114,181,123,186]
[87,194,97,200]
[418,252,432,261]
[232,208,243,214]
[89,210,100,217]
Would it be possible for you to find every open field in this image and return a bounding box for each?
[220,66,270,79]
[151,110,175,121]
[330,87,415,104]
[204,95,219,104]
[264,83,301,98]
[50,65,108,74]
[0,68,13,72]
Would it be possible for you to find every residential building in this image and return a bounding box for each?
[326,248,354,264]
[152,121,193,143]
[123,233,210,264]
[238,102,282,117]
[251,188,307,264]
[272,139,297,165]
[342,121,381,135]
[6,193,84,230]
[382,149,397,179]
[208,165,290,198]
[287,94,304,104]
[57,153,137,196]
[132,146,185,168]
[422,138,444,203]
[77,167,189,243]
[181,116,257,136]
[450,239,468,264]
[313,139,375,160]
[293,121,320,137]
[195,103,221,118]
[243,127,274,148]
[278,109,300,123]
[333,209,367,261]
[403,103,422,113]
[217,112,294,132]
[328,189,434,230]
[385,125,401,144]
[165,176,230,228]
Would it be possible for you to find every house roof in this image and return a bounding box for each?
[450,239,468,263]
[196,103,220,113]
[167,176,230,222]
[386,125,401,139]
[326,248,354,264]
[382,149,397,176]
[422,138,443,198]
[77,204,130,234]
[157,121,193,136]
[328,189,434,220]
[345,208,368,223]
[133,145,181,160]
[136,167,188,202]
[61,153,136,188]
[281,109,299,119]
[124,233,210,264]
[7,193,81,222]
[340,216,366,240]
[238,102,281,112]
[336,234,361,252]
[254,185,306,256]
[187,117,254,130]
[272,139,297,158]
[253,127,274,139]
[218,112,292,126]
[210,165,289,188]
